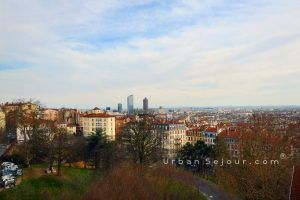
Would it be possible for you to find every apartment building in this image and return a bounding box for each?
[153,123,187,158]
[186,127,203,144]
[1,102,40,114]
[0,109,5,132]
[42,108,59,121]
[115,115,131,139]
[58,108,78,125]
[87,107,104,114]
[219,129,241,157]
[202,127,217,145]
[80,113,115,140]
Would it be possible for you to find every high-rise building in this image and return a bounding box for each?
[143,97,148,112]
[117,103,122,113]
[127,95,134,114]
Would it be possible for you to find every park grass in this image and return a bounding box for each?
[0,164,207,200]
[0,165,100,200]
[83,163,207,200]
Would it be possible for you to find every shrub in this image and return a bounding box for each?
[83,163,206,200]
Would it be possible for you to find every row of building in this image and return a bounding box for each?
[0,102,220,154]
[1,102,299,159]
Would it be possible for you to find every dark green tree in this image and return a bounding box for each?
[177,141,213,172]
[87,128,110,170]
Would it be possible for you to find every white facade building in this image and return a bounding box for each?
[153,123,187,158]
[0,110,5,132]
[80,113,115,140]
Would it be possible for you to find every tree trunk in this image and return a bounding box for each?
[57,145,62,176]
[94,152,99,170]
[57,157,62,176]
[23,128,30,168]
[49,159,54,173]
[84,158,87,169]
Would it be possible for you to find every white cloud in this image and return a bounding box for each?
[0,0,300,108]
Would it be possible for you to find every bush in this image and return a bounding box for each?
[0,166,99,200]
[83,163,206,200]
[1,154,25,165]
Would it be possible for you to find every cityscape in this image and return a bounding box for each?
[0,98,299,199]
[1,0,300,200]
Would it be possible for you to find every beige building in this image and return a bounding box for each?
[67,124,77,135]
[80,113,115,140]
[153,123,187,158]
[58,108,78,125]
[0,110,5,133]
[42,108,59,121]
[57,123,77,135]
[2,102,40,114]
[87,107,104,114]
[186,128,203,144]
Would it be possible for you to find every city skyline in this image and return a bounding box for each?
[1,1,300,108]
[2,95,300,110]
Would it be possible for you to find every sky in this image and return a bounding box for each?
[0,0,300,109]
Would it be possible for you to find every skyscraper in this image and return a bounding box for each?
[143,97,148,112]
[127,95,134,114]
[118,103,122,113]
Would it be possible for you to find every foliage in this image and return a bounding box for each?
[0,166,99,200]
[86,128,115,170]
[83,163,206,200]
[177,140,214,173]
[215,115,295,200]
[122,119,162,164]
[53,128,70,176]
[1,154,25,165]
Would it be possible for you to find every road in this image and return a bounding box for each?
[195,178,239,200]
[168,172,239,200]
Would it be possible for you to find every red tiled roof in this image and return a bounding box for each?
[219,129,241,139]
[187,128,201,133]
[67,124,76,127]
[81,113,114,118]
[115,116,129,120]
[269,135,281,144]
[205,127,217,132]
[291,137,300,147]
[290,165,300,200]
[42,108,59,111]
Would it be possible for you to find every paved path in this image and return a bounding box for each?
[195,178,239,200]
[0,144,10,157]
[168,173,239,200]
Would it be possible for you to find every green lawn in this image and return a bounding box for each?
[83,164,207,200]
[0,165,100,200]
[0,164,207,200]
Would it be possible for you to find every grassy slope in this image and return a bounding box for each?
[83,164,207,200]
[0,164,206,200]
[0,166,99,200]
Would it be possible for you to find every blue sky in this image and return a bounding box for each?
[0,0,300,108]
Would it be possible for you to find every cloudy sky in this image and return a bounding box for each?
[0,0,300,108]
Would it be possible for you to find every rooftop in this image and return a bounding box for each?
[81,113,114,118]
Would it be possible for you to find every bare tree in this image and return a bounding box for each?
[53,127,70,176]
[216,115,295,200]
[123,118,162,164]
